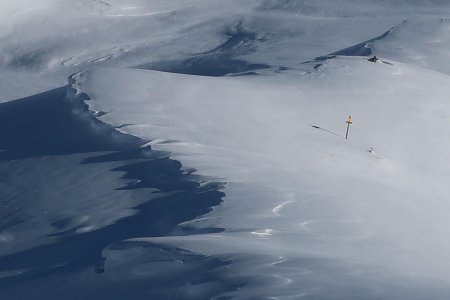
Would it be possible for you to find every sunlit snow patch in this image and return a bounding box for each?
[75,57,450,297]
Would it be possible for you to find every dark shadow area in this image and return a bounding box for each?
[137,22,271,76]
[0,87,140,160]
[0,87,238,299]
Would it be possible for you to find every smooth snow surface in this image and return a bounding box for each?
[3,0,450,299]
[76,57,450,298]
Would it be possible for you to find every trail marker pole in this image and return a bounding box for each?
[345,115,352,139]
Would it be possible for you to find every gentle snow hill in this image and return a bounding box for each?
[363,19,450,75]
[75,56,450,298]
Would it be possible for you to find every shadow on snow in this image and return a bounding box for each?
[137,22,272,76]
[0,87,240,299]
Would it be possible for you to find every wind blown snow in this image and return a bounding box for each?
[3,0,450,299]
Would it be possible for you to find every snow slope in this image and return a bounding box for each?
[75,56,450,298]
[3,0,450,299]
[371,19,450,75]
[3,0,450,100]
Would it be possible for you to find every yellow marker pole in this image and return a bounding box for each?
[345,115,353,139]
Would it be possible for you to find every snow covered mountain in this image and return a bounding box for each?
[2,1,450,299]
